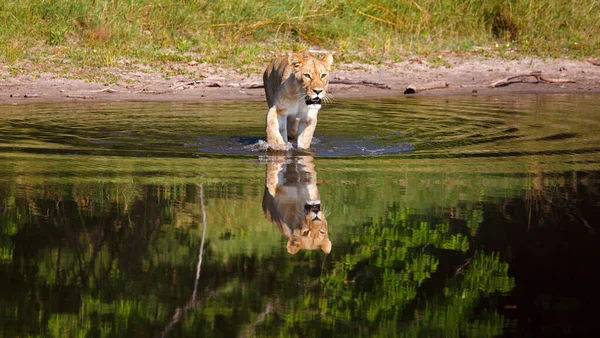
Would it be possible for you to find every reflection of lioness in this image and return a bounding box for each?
[263,50,333,149]
[262,154,331,254]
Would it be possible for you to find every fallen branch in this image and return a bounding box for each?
[66,95,94,99]
[489,71,575,87]
[204,81,225,88]
[404,82,450,94]
[86,87,118,93]
[171,78,229,90]
[170,80,202,90]
[9,93,42,98]
[24,94,40,98]
[238,81,263,89]
[330,78,391,89]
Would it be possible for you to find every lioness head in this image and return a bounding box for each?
[287,200,331,255]
[288,51,334,105]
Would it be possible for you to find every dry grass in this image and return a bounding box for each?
[0,0,597,72]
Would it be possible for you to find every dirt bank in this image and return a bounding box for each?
[1,56,599,105]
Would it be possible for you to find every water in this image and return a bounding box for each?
[1,95,599,337]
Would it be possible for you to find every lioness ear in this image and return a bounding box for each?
[321,239,332,254]
[288,53,304,70]
[287,238,302,255]
[322,53,333,68]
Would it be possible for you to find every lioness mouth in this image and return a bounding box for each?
[305,97,322,105]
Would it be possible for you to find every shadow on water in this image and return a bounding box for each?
[1,94,600,336]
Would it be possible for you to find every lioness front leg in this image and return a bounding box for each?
[296,108,319,149]
[266,106,287,145]
[288,117,300,141]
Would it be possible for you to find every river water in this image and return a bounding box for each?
[1,94,599,337]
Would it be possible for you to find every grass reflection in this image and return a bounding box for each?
[0,157,525,337]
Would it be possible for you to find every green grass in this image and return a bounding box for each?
[0,0,598,74]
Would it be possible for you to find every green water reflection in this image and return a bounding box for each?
[1,95,599,337]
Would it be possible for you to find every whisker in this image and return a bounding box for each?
[295,91,308,99]
[321,205,332,217]
[322,93,334,104]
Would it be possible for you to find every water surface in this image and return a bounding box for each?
[1,95,599,337]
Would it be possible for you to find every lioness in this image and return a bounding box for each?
[263,50,333,149]
[262,154,331,254]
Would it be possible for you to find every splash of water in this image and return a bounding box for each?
[244,140,294,152]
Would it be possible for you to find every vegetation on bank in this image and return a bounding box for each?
[0,0,598,74]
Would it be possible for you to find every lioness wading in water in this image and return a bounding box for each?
[262,154,331,254]
[263,50,333,149]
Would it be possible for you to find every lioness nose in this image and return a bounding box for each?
[313,89,323,95]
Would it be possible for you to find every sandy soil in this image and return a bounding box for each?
[1,56,599,105]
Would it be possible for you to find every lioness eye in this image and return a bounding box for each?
[303,73,311,79]
[302,229,310,236]
[321,73,327,79]
[319,229,326,234]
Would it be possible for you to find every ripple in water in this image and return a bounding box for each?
[1,95,600,161]
[192,135,415,156]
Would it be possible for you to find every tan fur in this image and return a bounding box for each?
[262,154,331,255]
[263,50,333,149]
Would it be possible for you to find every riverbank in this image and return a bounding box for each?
[1,55,599,105]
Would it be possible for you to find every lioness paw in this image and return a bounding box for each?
[266,141,293,152]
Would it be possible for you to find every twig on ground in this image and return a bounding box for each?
[9,93,41,98]
[66,95,94,99]
[171,79,226,90]
[330,78,391,89]
[404,82,450,94]
[239,81,263,89]
[204,82,224,87]
[489,71,575,87]
[60,87,118,98]
[86,87,118,93]
[170,81,202,90]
